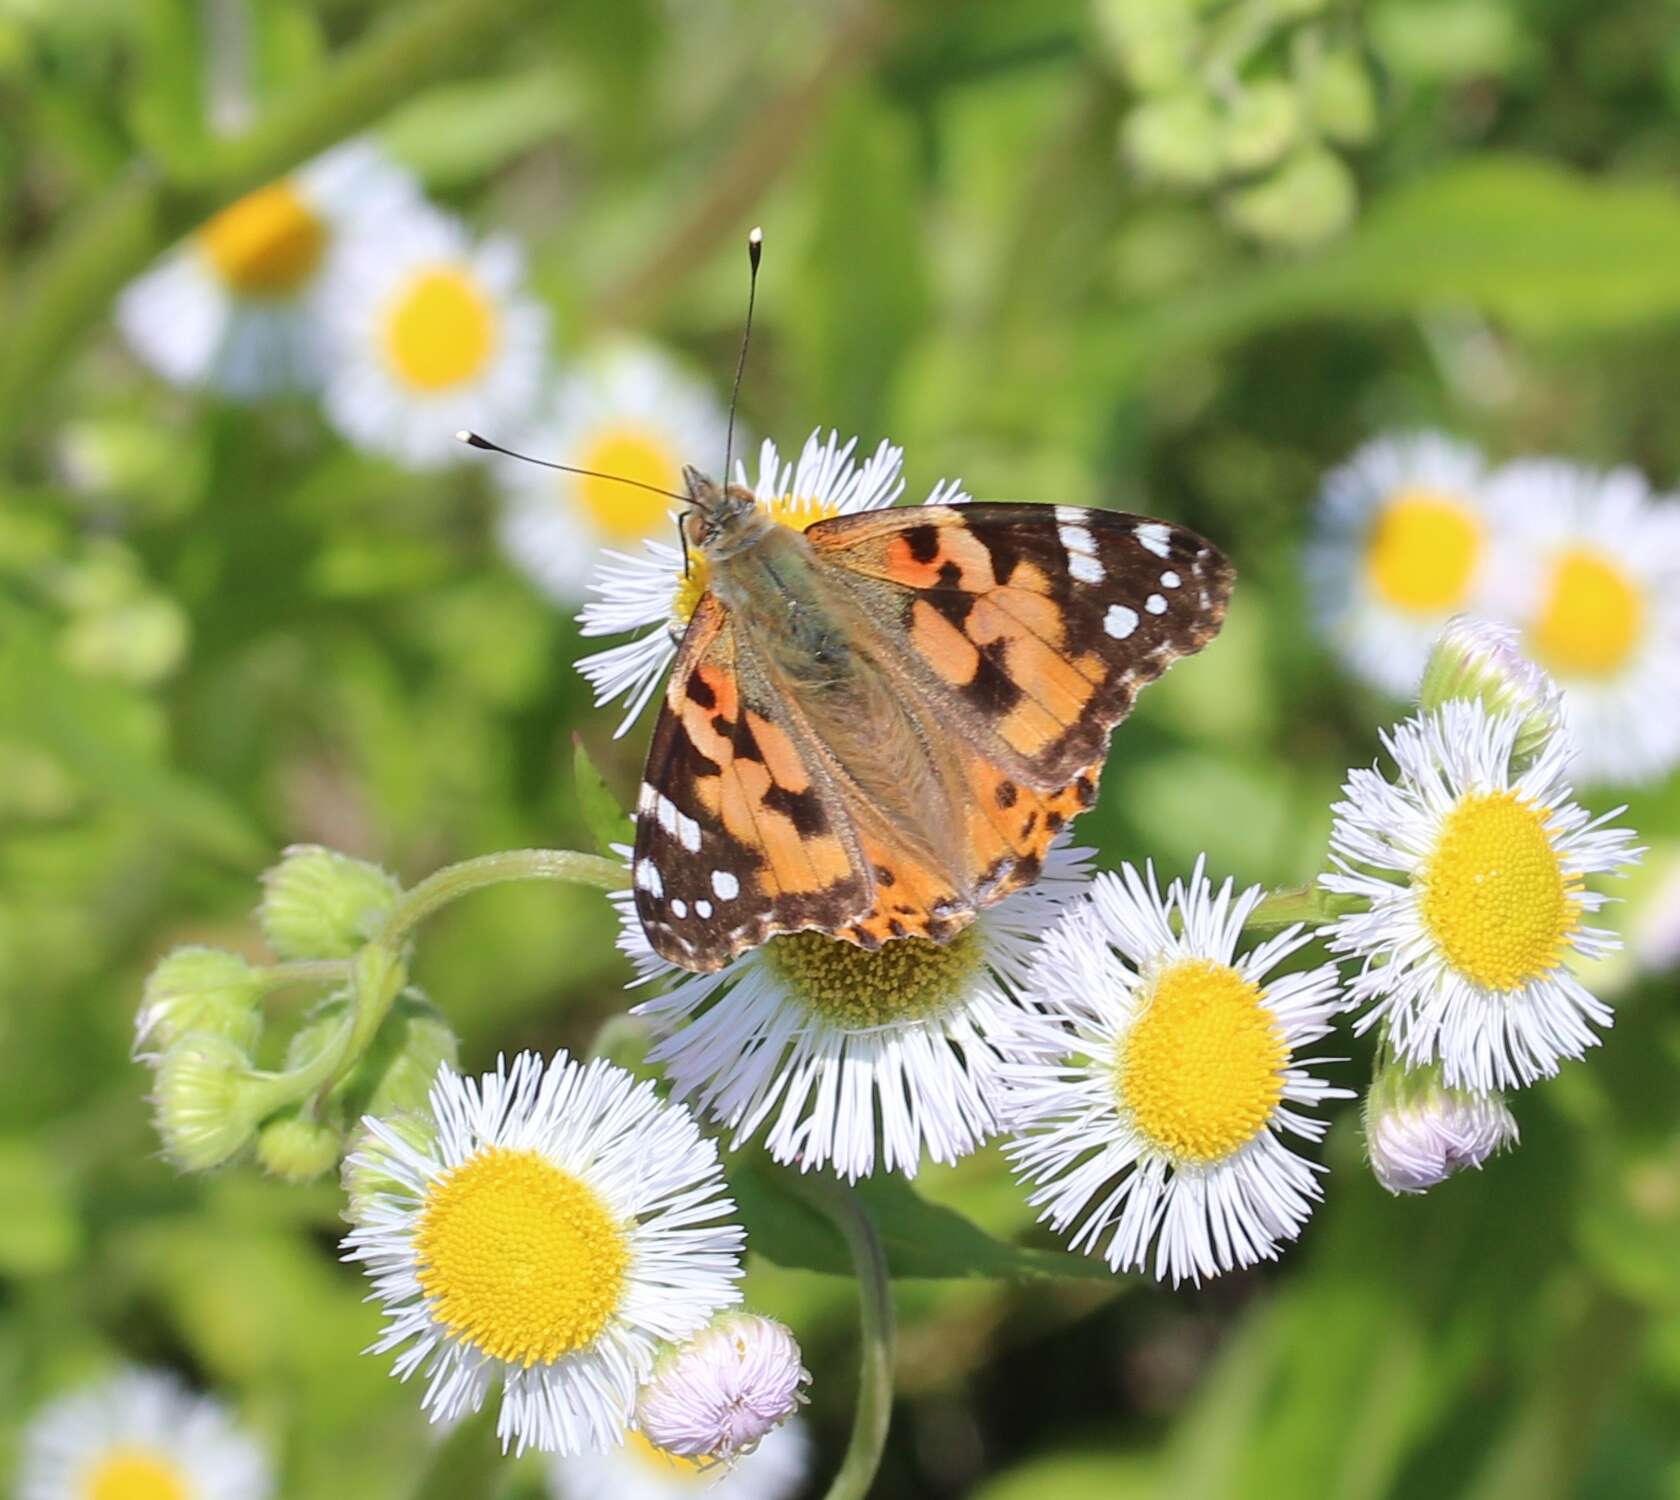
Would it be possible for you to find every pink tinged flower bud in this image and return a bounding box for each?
[1366,1080,1519,1195]
[635,1313,809,1462]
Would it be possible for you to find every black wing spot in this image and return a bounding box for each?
[995,780,1018,809]
[685,674,717,709]
[873,864,896,887]
[1075,774,1098,807]
[963,639,1023,716]
[905,524,940,563]
[762,783,828,836]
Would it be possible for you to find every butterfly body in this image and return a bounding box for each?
[634,469,1235,972]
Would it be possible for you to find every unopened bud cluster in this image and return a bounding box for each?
[1095,0,1375,247]
[136,845,456,1180]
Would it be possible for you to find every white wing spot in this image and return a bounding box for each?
[712,870,740,901]
[1146,593,1168,615]
[670,898,688,918]
[1055,505,1086,526]
[1161,569,1181,588]
[1057,521,1098,556]
[637,783,657,815]
[635,862,664,898]
[1068,552,1104,584]
[1105,605,1139,639]
[695,899,713,919]
[1135,522,1173,559]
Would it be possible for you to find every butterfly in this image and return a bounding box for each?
[630,468,1235,973]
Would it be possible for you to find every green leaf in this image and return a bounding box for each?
[731,1160,1121,1283]
[379,68,580,190]
[0,1138,80,1275]
[573,734,633,857]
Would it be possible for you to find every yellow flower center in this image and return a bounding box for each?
[82,1449,189,1500]
[1418,790,1581,991]
[198,181,327,297]
[383,266,498,393]
[765,926,984,1029]
[624,1429,709,1481]
[1363,489,1483,613]
[671,489,848,625]
[1117,958,1286,1165]
[413,1145,629,1367]
[1528,546,1644,679]
[576,429,682,543]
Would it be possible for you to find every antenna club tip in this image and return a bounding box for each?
[458,430,493,450]
[748,225,763,244]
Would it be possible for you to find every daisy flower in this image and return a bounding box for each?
[341,1051,743,1455]
[577,429,967,735]
[1000,861,1347,1286]
[1307,432,1499,698]
[17,1367,271,1500]
[1481,460,1680,786]
[493,343,730,604]
[616,840,1093,1181]
[321,207,548,469]
[548,1419,811,1500]
[1322,699,1642,1090]
[117,140,420,399]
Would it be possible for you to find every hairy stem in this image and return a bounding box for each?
[379,848,629,948]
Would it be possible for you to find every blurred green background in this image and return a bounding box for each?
[4,0,1680,1496]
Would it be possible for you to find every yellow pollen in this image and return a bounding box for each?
[766,927,984,1029]
[1528,546,1644,678]
[576,429,682,543]
[670,490,846,626]
[82,1449,189,1500]
[1418,790,1581,991]
[1363,489,1483,613]
[414,1145,629,1367]
[383,266,498,392]
[624,1429,709,1481]
[198,181,326,296]
[1117,958,1286,1164]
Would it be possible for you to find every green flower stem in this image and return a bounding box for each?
[409,1401,505,1500]
[788,1174,896,1500]
[378,848,629,949]
[0,0,551,457]
[256,959,352,996]
[1245,882,1344,930]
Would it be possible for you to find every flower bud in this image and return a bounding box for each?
[1365,1061,1519,1195]
[356,992,460,1118]
[1224,146,1357,247]
[636,1312,810,1462]
[256,1112,343,1183]
[1092,0,1200,93]
[258,845,400,960]
[1221,81,1300,174]
[1418,615,1564,770]
[151,1035,265,1172]
[136,946,265,1058]
[341,1113,434,1225]
[1122,90,1225,189]
[1309,49,1379,145]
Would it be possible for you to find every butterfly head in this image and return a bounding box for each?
[682,465,771,560]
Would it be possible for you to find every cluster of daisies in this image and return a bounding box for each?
[117,139,732,600]
[1308,431,1680,786]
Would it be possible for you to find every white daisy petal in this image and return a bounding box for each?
[118,140,422,400]
[321,208,549,469]
[1306,432,1498,698]
[549,1417,811,1500]
[1322,699,1642,1090]
[341,1051,744,1455]
[18,1367,272,1500]
[616,841,1094,1181]
[999,859,1349,1286]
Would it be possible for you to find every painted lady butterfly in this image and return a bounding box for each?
[631,468,1234,972]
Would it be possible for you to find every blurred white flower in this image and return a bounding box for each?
[118,141,420,399]
[1001,861,1348,1285]
[493,343,731,604]
[342,1051,742,1455]
[1323,700,1641,1090]
[549,1420,810,1500]
[18,1367,271,1500]
[321,207,548,469]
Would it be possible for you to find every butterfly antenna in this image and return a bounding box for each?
[721,226,762,494]
[456,430,689,503]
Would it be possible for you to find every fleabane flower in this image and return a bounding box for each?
[1000,861,1348,1286]
[577,429,967,734]
[1363,1062,1519,1195]
[321,208,548,469]
[341,1051,744,1455]
[17,1367,271,1500]
[1323,699,1642,1090]
[1481,459,1680,786]
[1307,433,1499,698]
[1417,614,1563,769]
[549,1420,810,1500]
[118,141,420,399]
[616,840,1092,1181]
[494,344,730,604]
[635,1312,808,1461]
